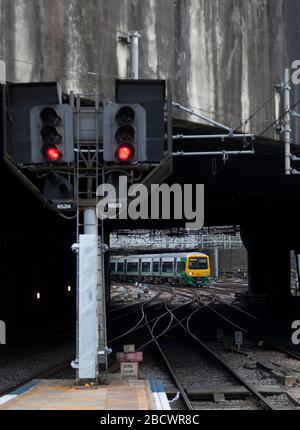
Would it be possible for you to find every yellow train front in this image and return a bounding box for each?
[183,253,211,286]
[110,252,211,287]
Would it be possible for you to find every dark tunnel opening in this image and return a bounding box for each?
[0,161,76,340]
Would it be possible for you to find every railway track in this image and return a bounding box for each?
[153,283,300,360]
[108,287,198,347]
[141,289,277,410]
[108,286,200,373]
[186,303,277,410]
[110,290,165,323]
[194,290,300,361]
[111,283,300,359]
[107,283,300,409]
[3,281,297,409]
[109,286,274,409]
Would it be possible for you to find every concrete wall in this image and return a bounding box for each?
[1,0,299,136]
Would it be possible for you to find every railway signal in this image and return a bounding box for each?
[103,103,146,164]
[30,104,74,165]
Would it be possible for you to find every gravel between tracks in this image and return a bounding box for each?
[0,343,74,393]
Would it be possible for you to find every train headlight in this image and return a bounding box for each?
[189,272,193,276]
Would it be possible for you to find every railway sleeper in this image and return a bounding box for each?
[167,384,285,401]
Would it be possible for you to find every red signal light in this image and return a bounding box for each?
[43,145,62,162]
[116,144,134,162]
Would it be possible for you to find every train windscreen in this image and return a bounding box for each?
[188,257,208,270]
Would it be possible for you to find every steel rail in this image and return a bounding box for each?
[109,289,197,344]
[108,297,213,374]
[109,290,178,344]
[195,291,300,361]
[186,303,276,410]
[110,291,165,322]
[144,314,194,411]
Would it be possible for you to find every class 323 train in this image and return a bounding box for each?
[110,252,210,287]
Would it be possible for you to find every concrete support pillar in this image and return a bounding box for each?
[241,226,291,299]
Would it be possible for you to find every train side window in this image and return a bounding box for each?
[110,263,116,272]
[127,262,139,273]
[162,262,174,273]
[142,262,151,273]
[176,261,185,273]
[153,262,160,273]
[117,262,124,272]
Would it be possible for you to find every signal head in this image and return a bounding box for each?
[30,104,74,165]
[103,102,146,163]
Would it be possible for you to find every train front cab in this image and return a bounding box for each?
[185,254,210,286]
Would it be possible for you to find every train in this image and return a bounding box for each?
[110,252,211,286]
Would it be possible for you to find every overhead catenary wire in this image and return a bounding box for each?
[204,96,300,186]
[235,75,293,133]
[171,77,296,189]
[170,78,291,174]
[235,90,282,133]
[172,77,291,137]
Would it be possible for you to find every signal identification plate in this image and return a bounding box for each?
[53,201,76,211]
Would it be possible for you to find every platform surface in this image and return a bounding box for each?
[0,379,154,410]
